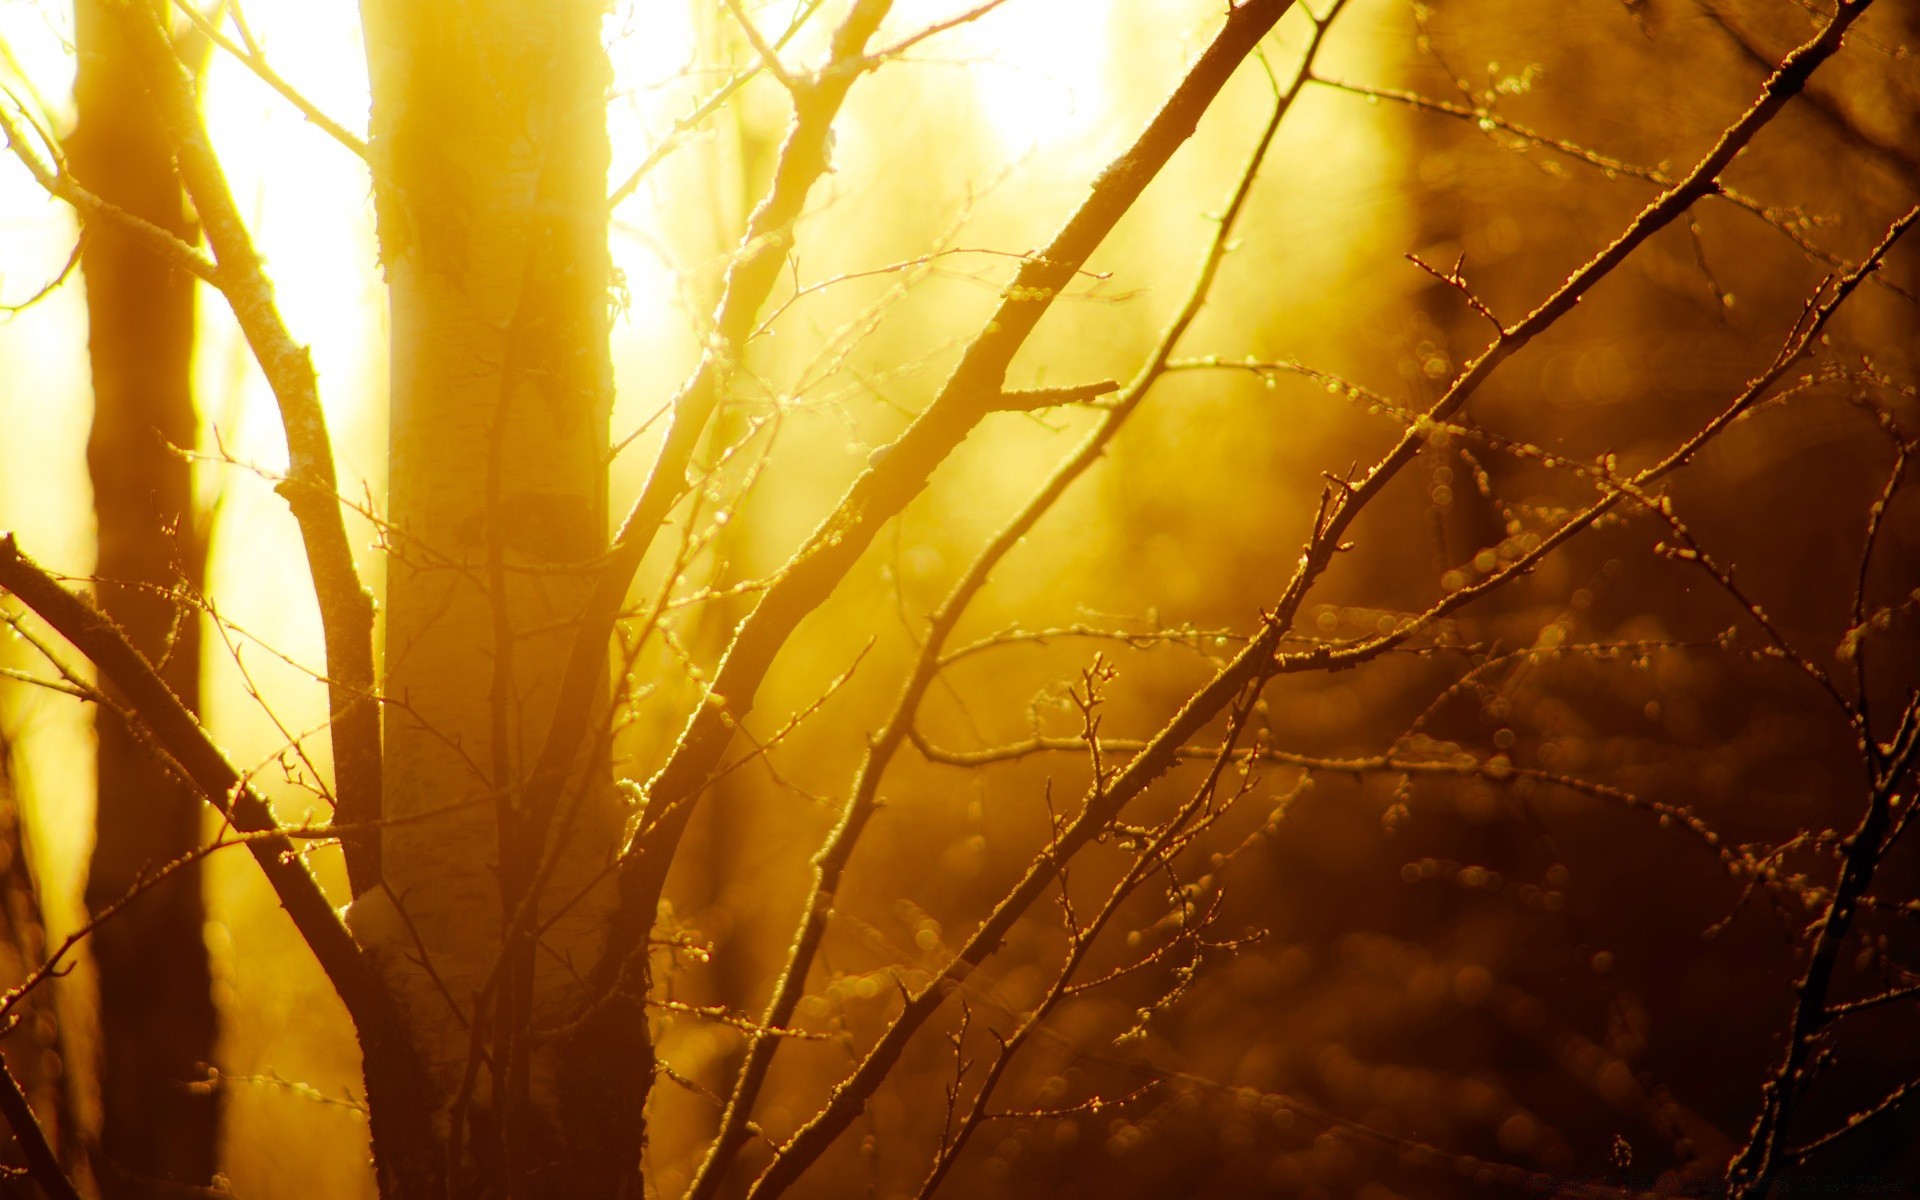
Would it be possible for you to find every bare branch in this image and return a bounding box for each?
[103,0,383,891]
[721,0,800,92]
[615,1,1313,1045]
[728,9,1878,1192]
[0,1052,79,1200]
[862,0,1014,65]
[0,533,437,1195]
[0,95,218,283]
[174,0,370,159]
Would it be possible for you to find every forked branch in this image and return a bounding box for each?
[0,535,438,1197]
[730,6,1876,1193]
[102,0,383,892]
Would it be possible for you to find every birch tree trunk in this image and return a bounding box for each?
[347,2,647,1192]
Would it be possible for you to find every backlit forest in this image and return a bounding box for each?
[0,1,1916,1197]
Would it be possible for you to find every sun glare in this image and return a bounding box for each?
[902,0,1117,155]
[10,1,1910,1197]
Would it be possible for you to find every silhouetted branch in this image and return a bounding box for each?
[0,1052,79,1200]
[731,9,1878,1192]
[522,0,899,942]
[104,0,383,893]
[0,533,438,1196]
[613,3,1313,1083]
[681,10,1334,1191]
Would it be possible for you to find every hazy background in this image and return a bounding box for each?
[3,0,1918,1195]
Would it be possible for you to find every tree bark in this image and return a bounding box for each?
[0,731,82,1184]
[348,1,645,1192]
[70,2,218,1193]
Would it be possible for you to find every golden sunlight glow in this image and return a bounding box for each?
[0,0,89,930]
[0,0,1907,1174]
[5,0,1907,1193]
[0,0,1380,978]
[195,3,381,777]
[898,0,1117,155]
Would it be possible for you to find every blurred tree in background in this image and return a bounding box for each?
[0,0,1917,1197]
[70,0,217,1193]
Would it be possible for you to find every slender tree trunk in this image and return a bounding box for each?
[70,3,217,1194]
[0,731,82,1184]
[348,2,646,1192]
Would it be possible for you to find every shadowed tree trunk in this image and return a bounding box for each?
[70,1,217,1194]
[0,730,82,1184]
[346,1,646,1192]
[69,0,217,1190]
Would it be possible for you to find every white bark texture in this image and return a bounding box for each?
[346,2,637,1187]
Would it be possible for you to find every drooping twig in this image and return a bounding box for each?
[1405,250,1503,335]
[1309,73,1917,305]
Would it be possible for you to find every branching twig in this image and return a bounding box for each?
[0,533,436,1194]
[174,0,369,158]
[104,0,383,892]
[733,9,1877,1194]
[679,11,1334,1194]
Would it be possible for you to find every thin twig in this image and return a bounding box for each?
[0,1052,80,1200]
[105,0,383,893]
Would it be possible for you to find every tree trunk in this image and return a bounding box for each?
[70,2,217,1193]
[348,1,647,1193]
[0,730,83,1184]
